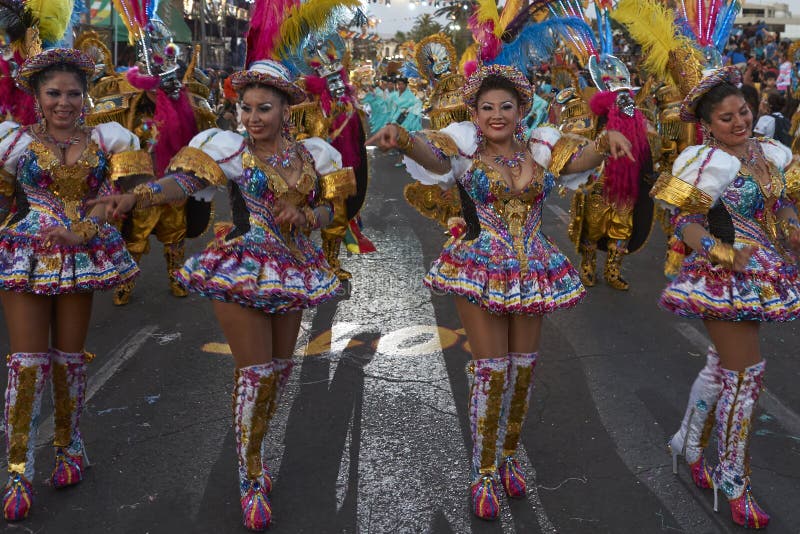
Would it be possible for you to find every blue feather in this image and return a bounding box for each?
[147,0,160,22]
[490,18,595,70]
[53,0,88,48]
[713,0,741,51]
[674,16,698,42]
[401,60,419,79]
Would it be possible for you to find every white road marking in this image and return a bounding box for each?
[673,322,800,437]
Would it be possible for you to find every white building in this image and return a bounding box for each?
[736,2,800,39]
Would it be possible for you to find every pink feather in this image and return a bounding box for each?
[126,67,160,91]
[153,88,198,176]
[589,90,650,208]
[246,0,300,66]
[464,60,479,78]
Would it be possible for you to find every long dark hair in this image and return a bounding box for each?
[695,83,745,123]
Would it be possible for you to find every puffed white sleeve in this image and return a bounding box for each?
[759,138,793,171]
[0,121,32,176]
[301,137,343,175]
[531,126,594,190]
[402,121,477,187]
[650,145,740,214]
[167,129,247,201]
[92,122,157,183]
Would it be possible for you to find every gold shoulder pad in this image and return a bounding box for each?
[88,93,134,127]
[167,147,227,186]
[109,150,154,182]
[549,134,589,177]
[650,172,713,214]
[785,161,800,200]
[423,130,460,158]
[319,168,357,201]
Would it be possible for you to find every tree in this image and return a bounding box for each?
[394,30,408,42]
[433,0,476,57]
[409,13,444,42]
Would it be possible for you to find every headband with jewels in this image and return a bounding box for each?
[16,48,95,94]
[679,66,743,123]
[230,60,306,104]
[463,64,533,116]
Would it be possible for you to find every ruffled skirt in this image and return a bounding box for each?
[0,224,138,295]
[176,223,341,314]
[660,246,800,322]
[424,231,586,315]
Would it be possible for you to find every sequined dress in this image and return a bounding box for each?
[404,122,591,314]
[0,121,141,294]
[654,139,800,321]
[168,129,342,313]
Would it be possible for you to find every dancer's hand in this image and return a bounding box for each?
[607,130,634,161]
[365,124,401,152]
[87,193,136,220]
[274,198,306,226]
[41,226,83,247]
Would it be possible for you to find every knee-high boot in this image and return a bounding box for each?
[113,252,142,306]
[233,363,278,531]
[669,346,721,489]
[260,358,294,494]
[713,361,770,529]
[578,241,597,287]
[3,352,51,521]
[466,357,507,520]
[604,241,629,291]
[163,241,188,297]
[496,352,537,499]
[50,349,94,489]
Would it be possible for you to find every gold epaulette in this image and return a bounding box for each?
[403,182,461,228]
[109,150,154,182]
[290,102,329,140]
[87,93,135,127]
[647,130,662,164]
[422,130,459,157]
[0,168,14,196]
[320,167,357,201]
[167,147,227,186]
[188,93,217,131]
[549,134,589,177]
[650,172,713,214]
[785,161,800,200]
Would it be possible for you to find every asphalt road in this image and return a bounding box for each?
[1,149,800,533]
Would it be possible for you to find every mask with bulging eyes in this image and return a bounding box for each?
[325,72,346,99]
[588,54,632,93]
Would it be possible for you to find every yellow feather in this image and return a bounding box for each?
[474,0,502,37]
[277,0,361,58]
[498,0,523,33]
[27,0,73,44]
[611,0,699,84]
[459,43,478,73]
[110,0,141,45]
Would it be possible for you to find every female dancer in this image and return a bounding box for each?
[93,60,348,531]
[0,50,148,520]
[654,66,800,529]
[367,64,634,520]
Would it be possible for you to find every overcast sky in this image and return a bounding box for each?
[364,0,800,38]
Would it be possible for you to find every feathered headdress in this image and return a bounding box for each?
[0,0,74,57]
[675,0,741,68]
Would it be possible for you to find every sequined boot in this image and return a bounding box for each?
[712,361,770,529]
[578,242,597,287]
[466,357,507,520]
[669,346,720,489]
[234,363,278,531]
[3,352,51,521]
[164,241,188,297]
[50,349,94,489]
[604,241,629,291]
[113,252,141,305]
[259,358,294,494]
[496,352,537,499]
[322,236,351,281]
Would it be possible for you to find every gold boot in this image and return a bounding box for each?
[322,236,351,280]
[604,242,629,291]
[163,242,188,297]
[578,242,597,287]
[113,252,141,305]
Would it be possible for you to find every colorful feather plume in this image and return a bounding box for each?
[0,0,33,44]
[111,0,149,45]
[275,0,360,61]
[612,0,700,82]
[490,18,584,69]
[675,0,741,51]
[246,0,299,66]
[23,0,74,46]
[529,0,598,65]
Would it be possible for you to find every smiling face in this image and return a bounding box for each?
[36,71,85,132]
[239,85,289,143]
[474,88,521,145]
[702,94,752,148]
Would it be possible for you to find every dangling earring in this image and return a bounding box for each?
[514,120,526,143]
[281,119,292,141]
[77,99,89,127]
[475,125,485,147]
[35,101,46,130]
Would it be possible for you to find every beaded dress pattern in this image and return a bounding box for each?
[0,121,139,294]
[174,130,341,313]
[659,140,800,321]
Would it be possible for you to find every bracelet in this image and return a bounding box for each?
[132,182,166,210]
[71,217,101,244]
[594,130,610,156]
[395,125,414,154]
[779,218,800,240]
[699,235,735,269]
[300,205,317,231]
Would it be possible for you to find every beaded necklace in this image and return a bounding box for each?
[492,150,527,179]
[250,139,295,169]
[35,124,86,164]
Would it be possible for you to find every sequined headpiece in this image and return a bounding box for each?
[679,66,742,122]
[463,64,532,116]
[16,48,95,94]
[230,60,306,104]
